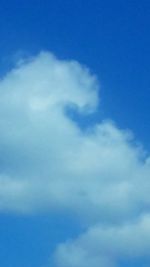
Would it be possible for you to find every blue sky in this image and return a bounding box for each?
[0,0,150,147]
[0,1,150,267]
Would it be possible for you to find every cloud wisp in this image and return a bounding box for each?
[0,52,150,266]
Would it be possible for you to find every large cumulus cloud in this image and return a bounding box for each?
[0,51,150,266]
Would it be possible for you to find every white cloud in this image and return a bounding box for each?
[0,51,150,266]
[54,214,150,267]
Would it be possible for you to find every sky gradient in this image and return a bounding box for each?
[0,1,150,267]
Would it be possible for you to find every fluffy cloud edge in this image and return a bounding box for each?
[0,51,150,267]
